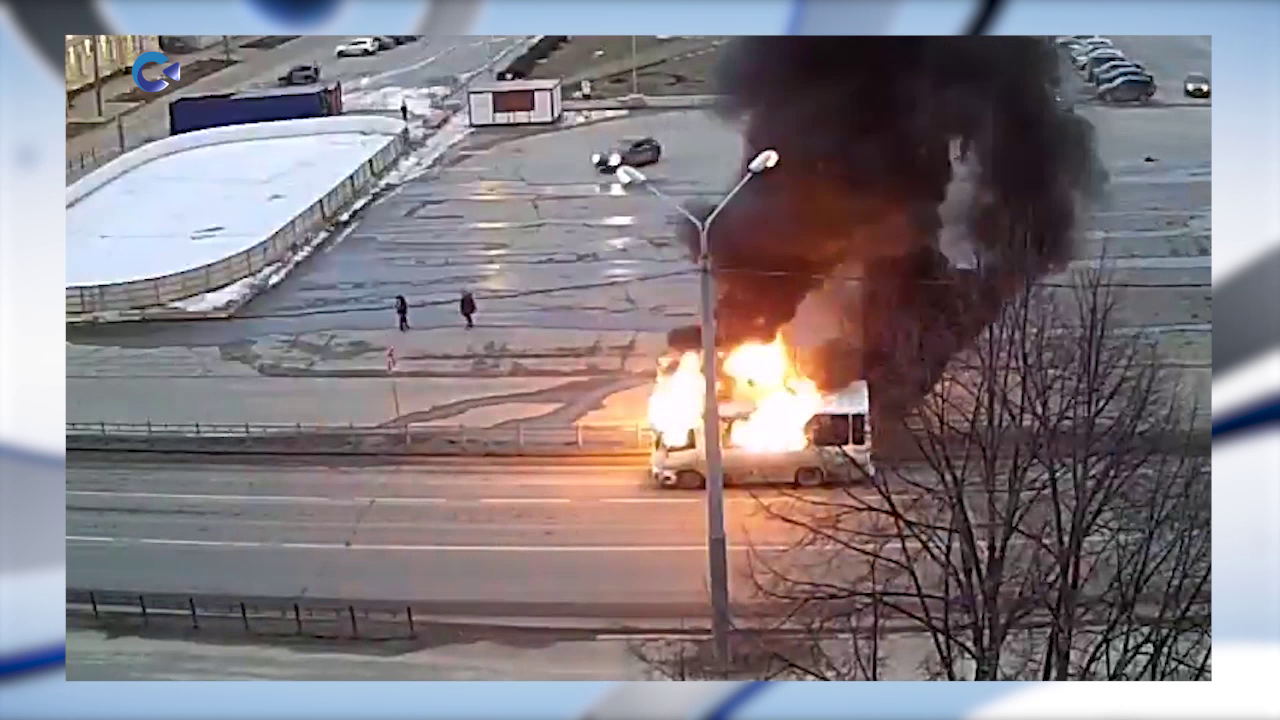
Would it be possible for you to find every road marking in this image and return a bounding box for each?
[598,497,698,504]
[359,46,457,85]
[66,536,780,552]
[66,490,447,505]
[67,489,848,506]
[478,497,572,504]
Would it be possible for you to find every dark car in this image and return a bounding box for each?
[592,137,662,173]
[373,36,397,51]
[1053,89,1074,114]
[1184,73,1210,98]
[278,63,320,86]
[1098,75,1156,103]
[1095,66,1151,88]
[391,36,420,45]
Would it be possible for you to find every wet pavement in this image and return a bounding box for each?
[67,47,1210,428]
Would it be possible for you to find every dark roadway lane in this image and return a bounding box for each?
[66,457,1160,616]
[66,459,821,610]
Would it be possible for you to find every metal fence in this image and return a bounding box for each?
[67,130,167,184]
[66,589,726,634]
[66,419,657,451]
[66,131,407,317]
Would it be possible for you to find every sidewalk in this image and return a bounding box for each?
[66,36,339,182]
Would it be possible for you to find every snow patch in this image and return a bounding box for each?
[159,106,478,317]
[344,85,451,117]
[560,109,630,128]
[67,131,395,287]
[378,113,474,188]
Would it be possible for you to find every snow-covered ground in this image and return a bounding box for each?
[344,84,453,118]
[66,132,395,287]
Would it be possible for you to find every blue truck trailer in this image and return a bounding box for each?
[168,82,344,135]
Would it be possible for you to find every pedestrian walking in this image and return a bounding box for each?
[460,291,477,329]
[400,100,409,124]
[395,295,410,332]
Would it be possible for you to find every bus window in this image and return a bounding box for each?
[851,414,867,446]
[809,413,853,446]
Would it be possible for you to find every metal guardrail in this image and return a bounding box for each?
[66,420,657,451]
[65,588,732,632]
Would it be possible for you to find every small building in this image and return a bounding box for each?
[467,79,563,127]
[65,35,161,94]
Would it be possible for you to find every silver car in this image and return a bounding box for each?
[1184,73,1211,98]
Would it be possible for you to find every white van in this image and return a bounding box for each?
[649,381,875,489]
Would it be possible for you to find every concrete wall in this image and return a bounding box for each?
[66,116,408,316]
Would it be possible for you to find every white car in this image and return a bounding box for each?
[1077,35,1114,49]
[335,38,379,57]
[1074,47,1124,72]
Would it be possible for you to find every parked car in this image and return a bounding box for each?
[1184,73,1211,98]
[278,63,320,86]
[390,36,420,44]
[1098,75,1156,103]
[335,38,379,57]
[1081,51,1127,77]
[1089,60,1143,83]
[373,36,397,51]
[1073,45,1122,70]
[592,137,663,173]
[1095,67,1152,87]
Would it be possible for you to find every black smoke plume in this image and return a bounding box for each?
[671,36,1104,421]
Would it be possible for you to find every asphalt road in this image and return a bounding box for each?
[67,458,804,611]
[65,36,1210,428]
[66,455,1160,616]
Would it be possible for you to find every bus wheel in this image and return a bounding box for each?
[676,470,706,490]
[795,468,825,487]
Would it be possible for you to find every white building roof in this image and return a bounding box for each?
[469,79,562,93]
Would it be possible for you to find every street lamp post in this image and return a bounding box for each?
[630,35,639,96]
[614,150,780,671]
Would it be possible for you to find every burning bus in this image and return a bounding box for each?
[646,336,874,489]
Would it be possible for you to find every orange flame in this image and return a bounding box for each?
[723,337,824,452]
[647,336,823,453]
[647,351,704,447]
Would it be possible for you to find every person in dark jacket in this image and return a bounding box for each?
[400,100,409,124]
[460,291,477,329]
[395,295,410,332]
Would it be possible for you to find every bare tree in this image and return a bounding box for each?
[636,265,1210,680]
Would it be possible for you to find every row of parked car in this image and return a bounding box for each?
[1057,36,1157,103]
[1056,36,1210,104]
[334,36,420,58]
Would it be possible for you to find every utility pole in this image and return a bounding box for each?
[612,150,779,676]
[91,35,104,118]
[222,35,232,62]
[630,35,638,96]
[696,220,731,675]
